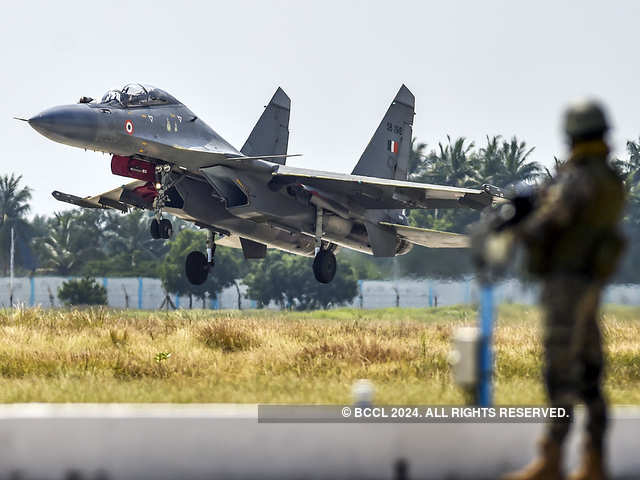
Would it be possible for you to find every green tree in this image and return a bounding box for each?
[492,136,540,187]
[613,139,640,283]
[159,229,240,307]
[32,209,111,275]
[244,250,358,310]
[339,250,386,280]
[0,174,35,274]
[408,136,481,236]
[611,138,640,188]
[82,210,169,277]
[625,184,640,231]
[415,136,477,187]
[408,137,428,177]
[57,277,107,306]
[104,210,166,264]
[40,211,90,275]
[474,135,503,186]
[405,135,538,277]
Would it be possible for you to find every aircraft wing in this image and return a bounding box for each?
[379,221,469,248]
[52,182,261,255]
[52,183,143,212]
[51,181,193,219]
[270,165,495,210]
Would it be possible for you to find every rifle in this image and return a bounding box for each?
[470,185,538,283]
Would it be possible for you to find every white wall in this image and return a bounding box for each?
[1,277,638,309]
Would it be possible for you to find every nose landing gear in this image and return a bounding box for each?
[150,218,173,240]
[149,164,183,240]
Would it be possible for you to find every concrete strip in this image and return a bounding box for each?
[0,404,638,479]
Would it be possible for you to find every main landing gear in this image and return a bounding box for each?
[186,230,216,285]
[312,206,337,284]
[313,248,337,284]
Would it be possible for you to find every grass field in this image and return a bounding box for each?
[0,305,638,404]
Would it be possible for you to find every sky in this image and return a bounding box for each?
[2,0,639,216]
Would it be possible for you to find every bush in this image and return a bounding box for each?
[58,277,107,306]
[198,319,260,352]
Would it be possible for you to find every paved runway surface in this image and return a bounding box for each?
[0,404,638,479]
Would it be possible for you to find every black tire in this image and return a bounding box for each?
[150,219,160,239]
[313,250,337,284]
[185,251,209,285]
[160,219,173,239]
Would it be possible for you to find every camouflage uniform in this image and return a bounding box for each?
[499,101,626,480]
[520,139,626,453]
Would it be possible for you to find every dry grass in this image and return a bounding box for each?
[197,318,261,352]
[0,304,638,404]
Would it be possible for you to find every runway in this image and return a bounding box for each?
[0,404,638,479]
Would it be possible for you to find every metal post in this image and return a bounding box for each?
[314,206,323,254]
[9,227,14,307]
[137,277,143,309]
[207,230,215,264]
[477,284,494,406]
[102,277,108,306]
[29,277,35,307]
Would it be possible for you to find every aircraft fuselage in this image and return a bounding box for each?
[28,89,399,259]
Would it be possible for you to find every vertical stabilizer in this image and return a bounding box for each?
[241,87,290,163]
[351,85,415,180]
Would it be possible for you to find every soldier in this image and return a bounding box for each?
[498,100,626,480]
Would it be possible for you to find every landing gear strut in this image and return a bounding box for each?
[312,206,337,283]
[186,230,216,285]
[149,164,182,240]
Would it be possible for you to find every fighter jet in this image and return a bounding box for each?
[21,83,498,284]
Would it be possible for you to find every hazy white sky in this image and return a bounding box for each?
[2,0,639,216]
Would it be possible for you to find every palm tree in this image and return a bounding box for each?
[622,138,640,185]
[0,174,33,274]
[416,135,477,187]
[543,156,565,179]
[42,211,86,275]
[408,137,428,178]
[493,136,540,187]
[626,184,640,230]
[474,135,504,186]
[103,210,167,268]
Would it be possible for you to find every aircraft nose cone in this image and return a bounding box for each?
[29,104,97,147]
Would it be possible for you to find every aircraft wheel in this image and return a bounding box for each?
[313,250,337,284]
[150,219,161,239]
[185,251,210,285]
[160,219,173,239]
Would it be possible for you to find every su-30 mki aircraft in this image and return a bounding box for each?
[19,83,499,284]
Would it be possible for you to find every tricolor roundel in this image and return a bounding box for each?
[387,140,399,154]
[124,120,135,135]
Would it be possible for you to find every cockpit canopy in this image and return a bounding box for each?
[100,83,179,107]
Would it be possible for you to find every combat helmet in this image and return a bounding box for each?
[564,99,609,141]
